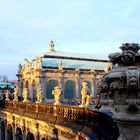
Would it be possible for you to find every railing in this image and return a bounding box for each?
[1,100,119,140]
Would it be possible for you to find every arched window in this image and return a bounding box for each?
[32,80,37,102]
[7,124,13,140]
[15,127,23,140]
[46,80,58,99]
[26,132,35,140]
[1,121,5,140]
[64,80,75,98]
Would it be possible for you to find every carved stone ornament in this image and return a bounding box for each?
[98,43,140,140]
[98,43,140,104]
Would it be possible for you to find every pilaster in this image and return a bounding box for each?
[75,70,80,98]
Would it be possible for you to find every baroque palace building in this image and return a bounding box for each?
[0,41,126,140]
[1,43,139,140]
[17,41,109,103]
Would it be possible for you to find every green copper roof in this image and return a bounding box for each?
[41,58,108,70]
[30,51,108,70]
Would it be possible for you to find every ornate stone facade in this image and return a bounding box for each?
[17,42,109,104]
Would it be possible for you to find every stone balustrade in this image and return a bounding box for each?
[1,100,119,140]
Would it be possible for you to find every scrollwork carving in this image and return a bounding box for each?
[110,80,123,91]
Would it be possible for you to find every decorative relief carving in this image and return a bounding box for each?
[127,68,138,89]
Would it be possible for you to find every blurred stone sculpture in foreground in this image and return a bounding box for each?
[79,82,90,107]
[98,43,140,140]
[52,86,61,105]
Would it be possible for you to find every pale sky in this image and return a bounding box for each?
[0,0,140,80]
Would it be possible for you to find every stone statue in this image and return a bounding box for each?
[13,85,18,101]
[23,59,31,72]
[48,40,55,52]
[52,86,61,105]
[36,89,42,103]
[5,90,10,101]
[34,57,42,69]
[79,82,91,107]
[22,88,28,102]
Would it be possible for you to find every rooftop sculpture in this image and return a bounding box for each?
[48,40,55,52]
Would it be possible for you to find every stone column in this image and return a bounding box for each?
[90,70,95,97]
[40,76,46,102]
[28,79,33,101]
[58,72,63,89]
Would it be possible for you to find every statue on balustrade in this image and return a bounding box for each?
[36,89,43,103]
[22,88,28,102]
[5,90,10,101]
[79,82,91,107]
[13,85,18,101]
[52,86,62,105]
